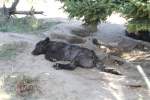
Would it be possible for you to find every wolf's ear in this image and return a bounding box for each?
[45,37,50,42]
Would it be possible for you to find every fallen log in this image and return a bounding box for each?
[0,0,44,18]
[13,11,44,15]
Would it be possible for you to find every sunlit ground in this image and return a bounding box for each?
[0,75,11,100]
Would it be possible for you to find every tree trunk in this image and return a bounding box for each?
[82,24,98,33]
[1,0,19,18]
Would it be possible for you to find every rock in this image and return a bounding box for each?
[44,22,90,44]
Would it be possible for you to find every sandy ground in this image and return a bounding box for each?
[0,1,149,99]
[0,18,150,100]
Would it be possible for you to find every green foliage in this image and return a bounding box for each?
[119,0,149,19]
[0,16,61,33]
[115,0,150,32]
[59,0,115,25]
[0,16,40,32]
[127,19,150,32]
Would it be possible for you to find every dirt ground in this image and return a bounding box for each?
[0,19,150,100]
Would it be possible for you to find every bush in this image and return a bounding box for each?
[116,0,150,32]
[0,16,40,32]
[0,16,61,33]
[58,0,116,32]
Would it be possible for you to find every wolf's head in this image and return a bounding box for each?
[32,37,50,55]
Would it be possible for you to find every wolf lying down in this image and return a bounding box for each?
[32,37,121,75]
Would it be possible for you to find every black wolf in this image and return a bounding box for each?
[32,37,121,75]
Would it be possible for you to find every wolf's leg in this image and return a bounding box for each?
[53,60,77,70]
[45,54,57,62]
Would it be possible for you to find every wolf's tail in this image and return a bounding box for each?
[96,61,122,75]
[102,68,122,75]
[93,51,122,75]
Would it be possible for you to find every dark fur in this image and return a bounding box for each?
[125,30,150,42]
[32,37,104,70]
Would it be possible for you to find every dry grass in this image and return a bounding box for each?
[3,73,41,98]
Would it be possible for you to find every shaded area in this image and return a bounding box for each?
[0,42,27,60]
[125,30,150,42]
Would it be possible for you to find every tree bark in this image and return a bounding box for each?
[9,0,19,14]
[0,0,43,18]
[82,24,98,33]
[13,11,44,15]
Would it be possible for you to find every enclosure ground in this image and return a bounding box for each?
[0,19,150,100]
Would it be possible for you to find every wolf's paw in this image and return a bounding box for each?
[53,63,61,70]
